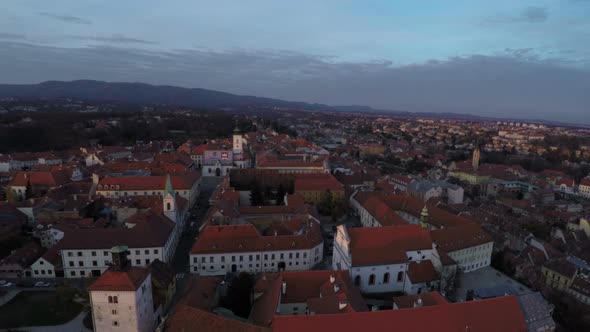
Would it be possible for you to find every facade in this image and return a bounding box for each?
[95,172,201,206]
[190,219,323,276]
[542,259,578,291]
[89,247,156,332]
[332,224,443,295]
[431,224,494,273]
[578,178,590,198]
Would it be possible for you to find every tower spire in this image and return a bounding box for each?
[472,139,480,171]
[164,174,175,196]
[420,205,429,229]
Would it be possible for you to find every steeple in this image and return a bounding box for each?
[420,205,429,229]
[233,121,243,154]
[163,174,177,222]
[472,139,480,171]
[164,174,175,196]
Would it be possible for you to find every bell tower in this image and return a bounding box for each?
[163,174,177,222]
[472,140,480,171]
[420,206,429,229]
[233,122,243,154]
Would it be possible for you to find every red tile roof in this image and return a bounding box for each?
[88,267,150,291]
[10,170,71,187]
[392,291,448,309]
[407,260,439,283]
[346,225,433,266]
[166,304,270,332]
[431,224,493,252]
[191,221,322,255]
[97,172,200,191]
[272,295,527,332]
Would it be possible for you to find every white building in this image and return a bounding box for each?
[578,178,590,199]
[89,247,156,332]
[431,224,493,273]
[190,218,323,276]
[332,224,443,295]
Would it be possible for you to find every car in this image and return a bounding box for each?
[34,281,51,287]
[0,280,7,286]
[0,282,13,287]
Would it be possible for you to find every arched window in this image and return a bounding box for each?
[369,274,376,285]
[397,271,404,282]
[383,272,390,284]
[166,202,171,210]
[354,275,361,286]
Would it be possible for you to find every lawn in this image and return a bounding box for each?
[0,290,83,328]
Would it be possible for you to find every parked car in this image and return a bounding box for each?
[34,281,52,287]
[0,280,7,286]
[0,281,13,287]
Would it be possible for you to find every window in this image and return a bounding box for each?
[93,260,98,266]
[303,253,307,259]
[256,254,260,260]
[108,296,113,303]
[77,252,82,257]
[383,273,390,284]
[289,253,293,259]
[104,251,109,256]
[354,275,361,286]
[78,261,84,267]
[70,271,76,276]
[296,253,300,259]
[240,256,243,262]
[280,253,284,259]
[113,321,119,327]
[41,270,46,275]
[69,261,74,267]
[112,309,117,315]
[92,251,96,256]
[202,257,206,263]
[135,250,140,255]
[68,252,73,257]
[221,256,225,263]
[145,250,149,255]
[249,255,253,261]
[193,257,198,263]
[80,271,86,276]
[369,274,376,285]
[145,259,150,264]
[34,270,39,275]
[154,249,158,255]
[113,296,118,303]
[232,256,236,262]
[272,254,275,260]
[397,271,404,282]
[210,257,214,263]
[136,259,141,265]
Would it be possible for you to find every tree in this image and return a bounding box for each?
[276,184,287,205]
[250,181,264,206]
[25,180,32,199]
[318,190,333,216]
[222,272,254,318]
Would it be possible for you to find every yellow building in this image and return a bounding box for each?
[542,259,577,291]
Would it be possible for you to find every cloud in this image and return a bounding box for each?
[70,34,157,45]
[0,41,589,124]
[483,6,548,24]
[0,33,25,40]
[38,12,92,25]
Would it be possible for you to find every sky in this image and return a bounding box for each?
[0,0,589,123]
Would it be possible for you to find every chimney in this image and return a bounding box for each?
[24,173,27,179]
[333,283,340,293]
[329,274,336,284]
[414,298,423,308]
[338,300,347,310]
[73,194,77,201]
[281,281,287,295]
[110,245,130,271]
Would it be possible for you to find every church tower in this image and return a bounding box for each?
[472,141,480,171]
[163,174,177,223]
[233,123,243,154]
[420,206,429,229]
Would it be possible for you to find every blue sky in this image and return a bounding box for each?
[1,0,589,122]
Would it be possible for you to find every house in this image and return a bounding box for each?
[190,218,323,276]
[0,241,44,278]
[332,224,443,295]
[293,174,345,205]
[88,246,157,332]
[578,177,590,199]
[542,259,578,291]
[9,170,71,199]
[431,224,494,273]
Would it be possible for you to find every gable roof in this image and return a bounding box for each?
[88,266,150,292]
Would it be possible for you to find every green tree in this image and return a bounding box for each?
[318,190,333,216]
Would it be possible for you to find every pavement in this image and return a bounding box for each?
[455,266,531,302]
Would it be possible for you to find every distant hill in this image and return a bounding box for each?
[0,80,586,127]
[0,80,385,113]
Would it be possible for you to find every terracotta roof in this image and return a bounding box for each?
[166,305,270,332]
[181,276,223,311]
[57,212,175,250]
[97,172,200,191]
[361,196,407,226]
[407,260,439,283]
[543,259,577,279]
[431,224,493,252]
[272,296,527,332]
[10,170,70,187]
[191,221,322,254]
[346,225,433,266]
[88,267,150,291]
[294,174,344,193]
[392,291,448,309]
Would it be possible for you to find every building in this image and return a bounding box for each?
[578,177,590,198]
[95,172,201,206]
[88,246,157,332]
[190,217,323,276]
[431,224,494,273]
[293,174,344,205]
[542,259,578,291]
[332,224,444,295]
